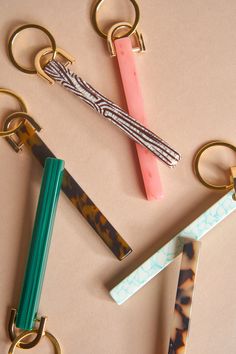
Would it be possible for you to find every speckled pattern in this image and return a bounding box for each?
[16,122,132,261]
[168,239,201,354]
[110,191,236,303]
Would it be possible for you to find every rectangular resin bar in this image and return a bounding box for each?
[168,239,201,354]
[114,37,163,200]
[110,190,236,304]
[44,60,181,168]
[16,158,64,330]
[16,122,132,261]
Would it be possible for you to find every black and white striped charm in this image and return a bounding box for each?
[44,60,181,167]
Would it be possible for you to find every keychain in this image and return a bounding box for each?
[110,141,236,304]
[8,23,181,168]
[168,238,201,354]
[92,0,163,200]
[1,88,132,260]
[7,157,63,352]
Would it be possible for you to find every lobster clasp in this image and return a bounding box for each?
[107,22,146,57]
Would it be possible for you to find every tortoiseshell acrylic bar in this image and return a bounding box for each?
[168,238,201,354]
[16,122,132,260]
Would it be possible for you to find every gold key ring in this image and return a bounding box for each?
[0,88,28,137]
[8,329,62,353]
[193,140,236,190]
[92,0,140,40]
[8,24,57,74]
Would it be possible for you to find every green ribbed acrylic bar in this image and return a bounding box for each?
[16,158,64,330]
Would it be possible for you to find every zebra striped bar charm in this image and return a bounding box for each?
[44,60,181,167]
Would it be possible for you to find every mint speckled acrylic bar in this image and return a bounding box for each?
[110,191,236,305]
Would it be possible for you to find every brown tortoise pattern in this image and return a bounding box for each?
[15,121,132,261]
[168,239,201,354]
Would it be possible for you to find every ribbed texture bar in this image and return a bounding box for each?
[16,123,132,260]
[16,158,64,330]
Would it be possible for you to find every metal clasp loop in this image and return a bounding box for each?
[8,309,61,353]
[107,21,145,57]
[3,112,42,152]
[8,308,47,350]
[34,47,75,84]
[0,89,28,138]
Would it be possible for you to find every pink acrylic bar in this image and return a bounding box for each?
[114,37,163,200]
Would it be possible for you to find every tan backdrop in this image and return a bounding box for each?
[1,0,236,353]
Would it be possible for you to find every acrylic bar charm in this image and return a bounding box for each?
[114,36,163,200]
[16,158,64,330]
[43,60,180,167]
[7,24,181,167]
[13,121,132,261]
[92,3,163,199]
[110,190,236,304]
[1,89,132,260]
[168,239,201,354]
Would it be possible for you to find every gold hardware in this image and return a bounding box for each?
[8,24,57,74]
[3,112,42,152]
[0,121,24,138]
[193,141,236,190]
[107,21,145,57]
[8,308,47,350]
[8,328,61,353]
[0,88,27,112]
[34,47,75,84]
[0,88,28,137]
[230,167,236,200]
[8,24,74,83]
[92,0,140,40]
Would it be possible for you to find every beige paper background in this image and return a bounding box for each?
[1,0,236,353]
